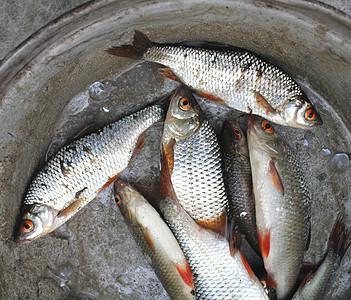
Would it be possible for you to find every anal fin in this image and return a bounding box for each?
[257,229,270,260]
[174,262,194,288]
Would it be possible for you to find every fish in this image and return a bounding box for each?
[247,115,311,299]
[221,119,260,255]
[113,179,195,300]
[159,197,269,299]
[292,216,351,300]
[160,85,228,235]
[15,96,170,244]
[106,30,323,128]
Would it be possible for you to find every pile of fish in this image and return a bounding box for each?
[15,31,350,299]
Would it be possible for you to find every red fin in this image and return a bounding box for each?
[161,139,178,203]
[297,271,317,292]
[329,215,351,259]
[100,173,120,192]
[300,262,316,275]
[196,212,227,236]
[138,223,154,251]
[131,132,145,159]
[198,91,224,103]
[239,251,256,280]
[258,230,270,260]
[175,262,194,288]
[268,159,284,195]
[159,68,182,83]
[266,273,277,290]
[253,91,276,115]
[105,30,152,59]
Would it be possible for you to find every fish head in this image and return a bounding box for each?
[114,179,143,224]
[162,86,202,143]
[15,204,56,244]
[281,96,322,128]
[247,115,285,157]
[221,120,248,158]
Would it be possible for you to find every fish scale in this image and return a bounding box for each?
[147,46,298,111]
[107,31,322,128]
[160,197,269,300]
[25,107,163,211]
[247,115,310,299]
[171,119,227,223]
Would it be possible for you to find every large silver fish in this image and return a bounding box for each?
[15,97,169,244]
[221,120,260,255]
[292,217,351,300]
[160,85,228,235]
[159,197,269,299]
[107,31,322,128]
[113,179,195,300]
[247,115,311,299]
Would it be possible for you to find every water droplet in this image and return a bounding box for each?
[240,211,247,217]
[89,81,113,102]
[58,263,74,277]
[330,153,350,171]
[321,148,331,156]
[102,107,110,113]
[302,139,309,146]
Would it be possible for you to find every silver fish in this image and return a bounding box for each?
[114,179,195,300]
[292,217,351,300]
[247,115,311,299]
[159,197,269,300]
[160,85,228,235]
[107,31,322,128]
[221,120,260,255]
[15,97,169,244]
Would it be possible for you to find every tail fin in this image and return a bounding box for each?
[329,215,351,259]
[106,30,152,59]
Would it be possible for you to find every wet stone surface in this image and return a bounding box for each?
[1,61,351,299]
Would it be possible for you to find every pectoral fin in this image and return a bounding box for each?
[268,159,284,195]
[253,91,276,115]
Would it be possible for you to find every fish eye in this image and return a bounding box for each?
[262,121,274,133]
[22,220,34,233]
[115,195,121,206]
[179,97,192,111]
[305,109,316,121]
[233,128,242,139]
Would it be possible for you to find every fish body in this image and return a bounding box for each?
[247,115,310,299]
[292,217,351,300]
[107,31,322,128]
[161,86,228,234]
[15,98,168,244]
[114,180,195,300]
[221,120,260,255]
[160,197,269,300]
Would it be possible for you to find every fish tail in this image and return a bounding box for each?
[106,30,152,59]
[329,215,351,259]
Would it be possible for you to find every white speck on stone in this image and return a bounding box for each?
[321,148,331,155]
[102,107,110,113]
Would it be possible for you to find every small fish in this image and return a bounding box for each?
[106,31,322,128]
[15,97,169,244]
[114,179,195,300]
[247,115,311,299]
[159,197,269,299]
[160,85,228,235]
[292,216,351,300]
[221,120,260,255]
